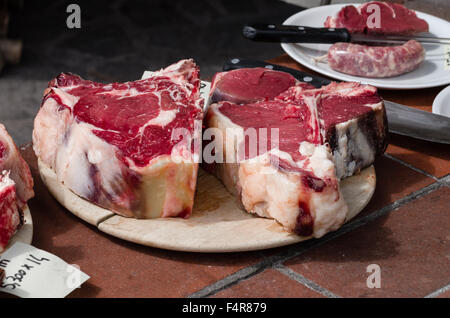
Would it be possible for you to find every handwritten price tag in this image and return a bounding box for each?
[0,242,89,298]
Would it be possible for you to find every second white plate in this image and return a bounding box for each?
[281,4,450,89]
[432,85,450,117]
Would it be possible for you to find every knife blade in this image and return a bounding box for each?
[383,100,450,144]
[242,24,450,45]
[223,58,450,144]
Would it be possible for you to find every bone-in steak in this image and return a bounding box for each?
[33,59,203,219]
[205,69,387,237]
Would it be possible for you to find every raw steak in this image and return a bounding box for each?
[0,124,34,251]
[205,72,387,237]
[33,59,203,219]
[324,1,429,35]
[209,68,303,105]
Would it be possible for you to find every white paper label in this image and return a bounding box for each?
[0,242,90,298]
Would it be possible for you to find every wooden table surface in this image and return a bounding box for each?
[2,54,449,298]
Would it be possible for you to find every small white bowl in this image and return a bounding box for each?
[432,85,450,118]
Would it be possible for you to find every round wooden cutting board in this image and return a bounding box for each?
[1,206,33,253]
[38,160,375,253]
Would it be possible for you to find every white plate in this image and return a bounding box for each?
[432,85,450,117]
[1,205,33,254]
[281,4,450,89]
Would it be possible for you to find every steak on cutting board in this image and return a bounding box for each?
[208,68,387,179]
[324,1,429,35]
[33,59,203,219]
[0,124,34,252]
[204,69,387,237]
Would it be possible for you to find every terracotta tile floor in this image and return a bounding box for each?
[386,135,450,178]
[284,187,450,298]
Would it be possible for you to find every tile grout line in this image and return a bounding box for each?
[424,283,450,298]
[187,262,269,298]
[438,174,450,186]
[274,264,341,298]
[188,180,443,298]
[383,153,439,181]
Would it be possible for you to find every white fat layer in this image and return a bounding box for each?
[0,170,14,188]
[299,141,315,157]
[237,145,348,238]
[54,122,121,199]
[239,158,301,230]
[51,88,80,109]
[298,142,335,179]
[308,187,347,238]
[300,143,348,237]
[140,109,177,130]
[141,71,153,79]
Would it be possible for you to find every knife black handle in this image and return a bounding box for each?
[223,58,332,88]
[243,24,351,44]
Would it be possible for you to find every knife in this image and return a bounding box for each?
[223,58,450,144]
[242,24,450,45]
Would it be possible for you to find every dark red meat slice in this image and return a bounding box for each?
[324,1,429,35]
[209,68,300,105]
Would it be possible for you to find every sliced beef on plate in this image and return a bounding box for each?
[324,1,429,35]
[33,59,204,219]
[0,124,34,252]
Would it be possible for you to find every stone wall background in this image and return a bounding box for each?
[0,0,448,145]
[1,0,305,145]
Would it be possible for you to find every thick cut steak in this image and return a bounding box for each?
[33,59,203,219]
[324,1,429,35]
[205,69,387,237]
[208,69,387,179]
[0,124,34,252]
